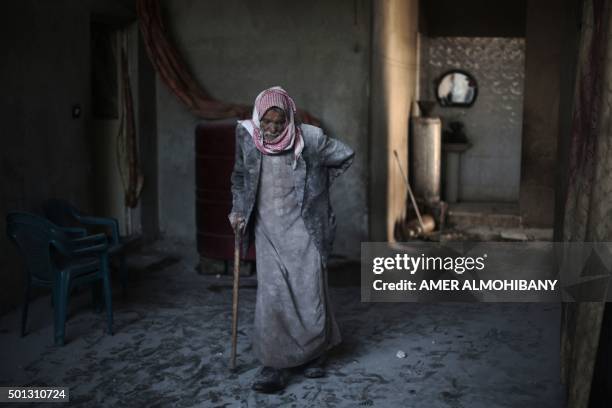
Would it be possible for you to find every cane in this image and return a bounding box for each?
[230,227,242,370]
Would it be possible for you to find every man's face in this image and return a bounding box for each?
[260,108,286,140]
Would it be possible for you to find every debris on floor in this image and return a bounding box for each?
[0,239,565,407]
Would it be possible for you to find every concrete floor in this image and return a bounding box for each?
[0,241,566,407]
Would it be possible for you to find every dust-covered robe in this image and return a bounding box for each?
[230,123,354,368]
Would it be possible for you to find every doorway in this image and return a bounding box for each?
[90,19,143,238]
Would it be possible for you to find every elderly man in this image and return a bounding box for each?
[228,86,354,392]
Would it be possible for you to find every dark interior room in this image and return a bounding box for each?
[1,0,611,407]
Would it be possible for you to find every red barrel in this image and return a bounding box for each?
[195,120,255,262]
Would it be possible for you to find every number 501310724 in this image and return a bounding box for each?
[1,387,69,402]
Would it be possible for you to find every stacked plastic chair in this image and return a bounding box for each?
[43,199,127,296]
[6,212,113,346]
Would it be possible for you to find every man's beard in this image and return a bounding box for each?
[261,127,280,141]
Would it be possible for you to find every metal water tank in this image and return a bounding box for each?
[411,117,442,203]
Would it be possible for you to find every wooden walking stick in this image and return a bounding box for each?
[230,228,242,370]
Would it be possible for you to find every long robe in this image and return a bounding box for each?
[252,152,341,368]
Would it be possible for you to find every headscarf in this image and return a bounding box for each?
[238,86,304,168]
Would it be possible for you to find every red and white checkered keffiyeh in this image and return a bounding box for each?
[240,87,304,168]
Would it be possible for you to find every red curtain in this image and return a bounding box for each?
[136,0,319,125]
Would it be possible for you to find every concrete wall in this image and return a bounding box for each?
[157,0,371,258]
[520,0,566,227]
[138,33,160,242]
[369,0,419,241]
[0,0,138,314]
[420,37,526,201]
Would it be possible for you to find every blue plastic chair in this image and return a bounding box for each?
[6,211,113,346]
[43,199,127,296]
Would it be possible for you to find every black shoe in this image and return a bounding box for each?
[252,366,286,393]
[303,353,327,378]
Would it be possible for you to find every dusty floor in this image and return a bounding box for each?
[0,241,566,407]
